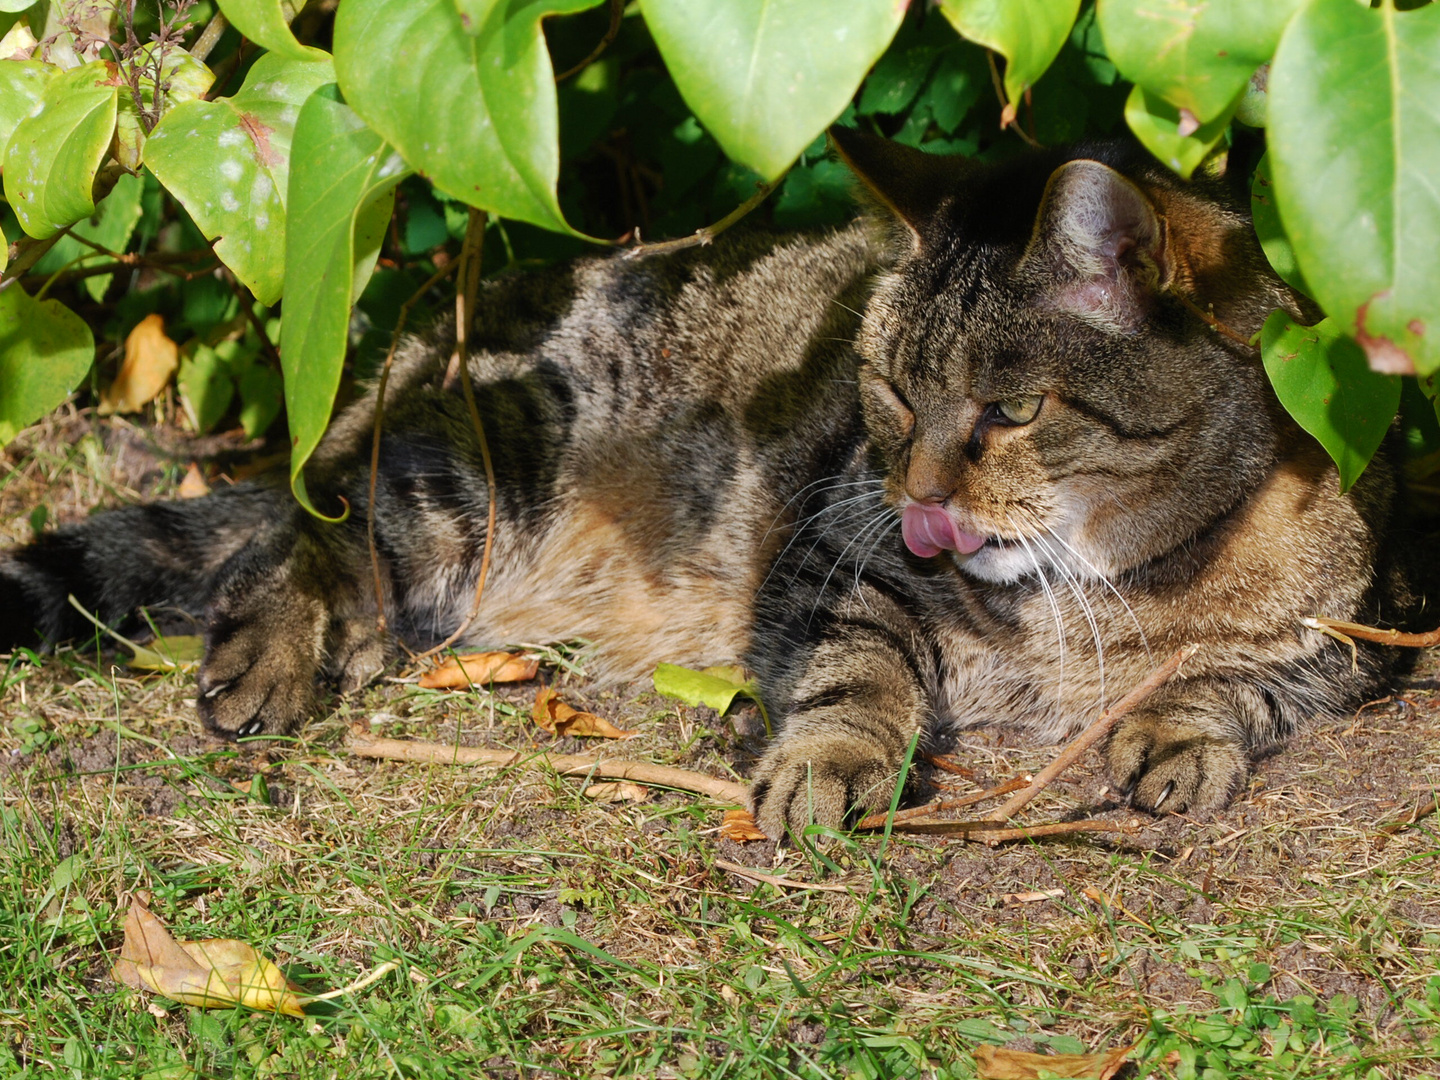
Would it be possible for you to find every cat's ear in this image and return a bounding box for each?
[829,126,964,250]
[1025,159,1173,331]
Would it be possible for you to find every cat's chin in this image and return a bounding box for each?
[947,543,1036,584]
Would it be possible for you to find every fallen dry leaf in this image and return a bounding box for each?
[719,808,768,843]
[584,781,650,803]
[100,314,179,415]
[419,651,539,689]
[533,687,635,739]
[1002,889,1065,905]
[973,1043,1132,1080]
[178,463,210,498]
[112,894,306,1016]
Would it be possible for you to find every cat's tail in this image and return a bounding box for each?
[0,484,288,651]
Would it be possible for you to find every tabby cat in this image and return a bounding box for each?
[0,130,1410,839]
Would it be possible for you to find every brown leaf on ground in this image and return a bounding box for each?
[112,894,307,1016]
[584,781,650,803]
[533,687,635,738]
[100,315,179,415]
[719,808,767,842]
[973,1043,1132,1080]
[178,463,210,498]
[419,651,539,689]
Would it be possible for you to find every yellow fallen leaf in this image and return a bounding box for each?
[719,808,768,843]
[112,894,306,1016]
[419,651,538,689]
[126,634,205,672]
[178,463,210,499]
[973,1043,1132,1080]
[584,781,650,803]
[100,314,179,415]
[533,687,635,738]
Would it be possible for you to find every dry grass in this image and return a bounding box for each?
[2,415,1438,1079]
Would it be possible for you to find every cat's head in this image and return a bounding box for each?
[834,128,1299,585]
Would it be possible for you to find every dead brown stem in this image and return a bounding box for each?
[990,644,1200,821]
[345,723,749,804]
[712,859,861,894]
[1170,289,1257,351]
[855,775,1030,831]
[1378,793,1440,836]
[1304,617,1440,649]
[887,818,1137,842]
[623,181,777,260]
[555,0,625,83]
[923,752,975,778]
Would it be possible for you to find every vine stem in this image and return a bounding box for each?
[623,181,777,260]
[1170,289,1258,351]
[365,257,462,636]
[415,209,496,662]
[555,0,624,83]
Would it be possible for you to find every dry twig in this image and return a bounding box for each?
[345,723,748,804]
[712,859,860,894]
[624,181,776,260]
[887,818,1137,843]
[1303,617,1440,649]
[1377,794,1440,836]
[855,775,1030,831]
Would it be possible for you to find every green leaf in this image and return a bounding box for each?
[1268,0,1440,377]
[32,171,146,303]
[938,0,1079,117]
[237,362,282,439]
[653,663,762,716]
[0,286,94,446]
[1249,152,1307,295]
[1122,82,1235,179]
[2,60,118,239]
[0,58,53,149]
[126,633,205,671]
[1260,311,1400,492]
[1096,0,1302,125]
[143,52,336,304]
[114,43,215,172]
[642,0,905,181]
[334,0,601,235]
[281,89,408,519]
[179,343,235,433]
[215,0,328,62]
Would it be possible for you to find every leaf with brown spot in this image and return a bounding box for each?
[99,314,179,415]
[719,808,767,843]
[973,1043,1132,1080]
[112,894,307,1016]
[533,687,635,739]
[584,781,650,803]
[419,651,538,689]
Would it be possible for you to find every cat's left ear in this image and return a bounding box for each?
[829,126,967,251]
[1024,159,1173,331]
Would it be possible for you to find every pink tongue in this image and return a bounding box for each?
[902,503,987,558]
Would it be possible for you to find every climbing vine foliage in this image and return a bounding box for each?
[0,0,1437,508]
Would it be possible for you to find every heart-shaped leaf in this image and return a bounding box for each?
[143,52,336,304]
[939,0,1079,122]
[334,0,600,235]
[643,0,905,180]
[0,58,53,148]
[0,286,94,445]
[215,0,328,62]
[1261,311,1401,492]
[3,60,118,239]
[1268,0,1440,377]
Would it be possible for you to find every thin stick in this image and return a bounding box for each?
[1377,794,1440,836]
[1170,289,1257,351]
[188,11,228,63]
[923,752,975,778]
[417,211,495,661]
[889,818,1136,842]
[854,775,1030,831]
[345,724,749,804]
[986,50,1041,148]
[365,257,462,634]
[712,859,860,894]
[624,181,777,260]
[991,644,1199,821]
[295,959,399,1004]
[555,0,624,83]
[1303,617,1440,649]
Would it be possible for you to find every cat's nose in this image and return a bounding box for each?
[904,450,956,504]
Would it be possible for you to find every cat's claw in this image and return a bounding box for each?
[1106,713,1247,814]
[750,733,898,842]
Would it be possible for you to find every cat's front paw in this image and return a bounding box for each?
[1105,713,1247,813]
[750,733,898,841]
[196,603,323,739]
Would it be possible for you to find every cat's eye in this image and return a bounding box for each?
[996,395,1044,425]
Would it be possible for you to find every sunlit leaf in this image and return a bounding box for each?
[0,286,94,445]
[30,170,147,304]
[0,58,53,148]
[1096,0,1302,125]
[938,0,1079,121]
[653,662,760,716]
[143,53,336,304]
[114,43,214,172]
[1268,0,1440,376]
[334,0,600,235]
[419,651,540,689]
[1250,152,1307,294]
[280,88,407,519]
[99,313,179,415]
[2,60,118,239]
[642,0,905,180]
[1121,82,1236,179]
[127,634,205,671]
[533,687,635,739]
[1260,311,1401,492]
[215,0,328,62]
[719,808,767,843]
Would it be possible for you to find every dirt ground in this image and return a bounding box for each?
[4,414,1438,1074]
